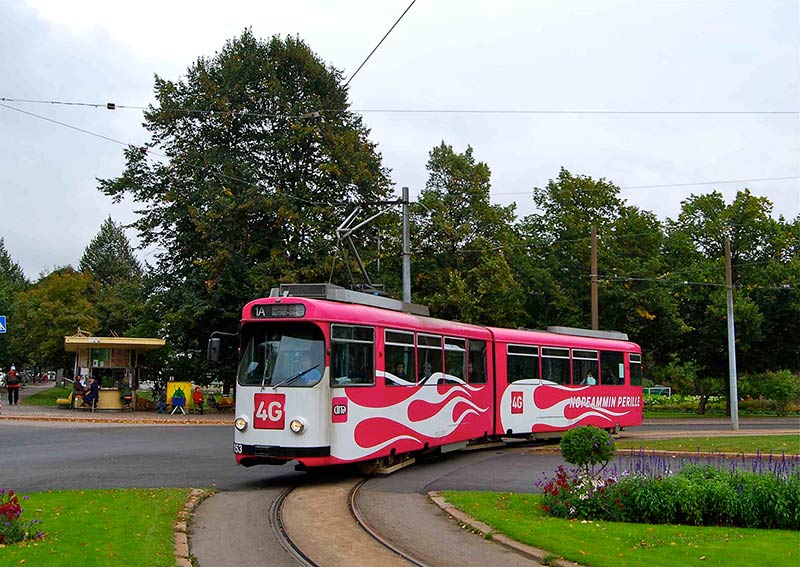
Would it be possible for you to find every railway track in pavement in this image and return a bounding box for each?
[272,477,430,567]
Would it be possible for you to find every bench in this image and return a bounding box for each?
[56,392,81,409]
[210,395,234,412]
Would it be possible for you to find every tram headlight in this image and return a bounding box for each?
[289,418,305,434]
[234,415,249,432]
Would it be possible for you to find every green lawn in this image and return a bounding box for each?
[616,435,800,455]
[20,386,70,406]
[442,491,799,567]
[0,489,190,567]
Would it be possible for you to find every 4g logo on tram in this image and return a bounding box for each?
[253,394,285,429]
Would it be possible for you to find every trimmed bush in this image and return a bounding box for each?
[539,461,800,530]
[560,426,616,474]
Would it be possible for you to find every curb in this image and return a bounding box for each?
[175,488,215,567]
[428,491,585,567]
[0,415,231,425]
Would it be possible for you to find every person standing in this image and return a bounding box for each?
[6,366,20,405]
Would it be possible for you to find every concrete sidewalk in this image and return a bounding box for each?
[0,384,232,425]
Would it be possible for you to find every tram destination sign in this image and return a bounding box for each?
[251,304,306,319]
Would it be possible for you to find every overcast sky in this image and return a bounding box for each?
[1,0,798,279]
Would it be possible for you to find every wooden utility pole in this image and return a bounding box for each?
[591,225,599,330]
[724,232,740,431]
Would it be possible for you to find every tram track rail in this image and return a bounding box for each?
[349,478,431,567]
[270,485,318,567]
[271,478,430,567]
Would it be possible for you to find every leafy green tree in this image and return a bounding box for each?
[0,238,29,369]
[79,216,142,286]
[80,217,145,336]
[9,267,99,371]
[410,142,523,325]
[98,30,391,382]
[516,168,677,352]
[663,189,796,411]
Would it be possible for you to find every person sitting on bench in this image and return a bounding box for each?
[82,376,100,408]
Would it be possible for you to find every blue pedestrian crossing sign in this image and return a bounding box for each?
[0,315,6,333]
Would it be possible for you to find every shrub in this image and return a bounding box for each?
[738,370,800,416]
[0,489,44,545]
[760,371,800,416]
[559,426,616,475]
[538,455,800,530]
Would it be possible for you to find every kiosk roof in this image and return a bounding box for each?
[64,336,166,352]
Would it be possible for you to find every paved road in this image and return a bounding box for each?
[2,386,797,566]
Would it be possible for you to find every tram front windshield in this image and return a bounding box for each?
[237,322,325,387]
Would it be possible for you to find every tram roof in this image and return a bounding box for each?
[488,327,639,351]
[243,294,639,350]
[244,295,491,336]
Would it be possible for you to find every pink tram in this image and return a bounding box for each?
[210,284,643,469]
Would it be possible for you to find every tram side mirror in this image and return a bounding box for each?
[207,338,221,363]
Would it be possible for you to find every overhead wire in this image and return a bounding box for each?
[0,102,334,208]
[344,0,417,88]
[490,175,800,196]
[10,93,786,288]
[3,99,797,207]
[2,97,798,117]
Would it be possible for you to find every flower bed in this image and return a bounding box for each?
[0,489,44,545]
[537,426,800,530]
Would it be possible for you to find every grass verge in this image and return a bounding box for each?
[0,488,190,567]
[616,435,799,455]
[20,386,70,406]
[442,491,799,567]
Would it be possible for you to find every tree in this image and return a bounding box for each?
[663,189,796,411]
[410,142,523,325]
[79,216,142,286]
[79,217,145,336]
[9,267,99,371]
[516,168,677,350]
[98,30,391,382]
[0,238,29,369]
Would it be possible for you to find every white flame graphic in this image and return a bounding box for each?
[500,382,632,432]
[332,372,489,461]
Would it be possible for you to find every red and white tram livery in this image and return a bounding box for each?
[213,284,643,469]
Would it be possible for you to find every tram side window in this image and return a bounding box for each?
[600,351,625,385]
[507,344,539,383]
[385,330,416,386]
[418,334,443,384]
[541,347,570,385]
[572,349,599,385]
[468,339,487,384]
[331,325,374,386]
[629,353,643,386]
[444,337,466,383]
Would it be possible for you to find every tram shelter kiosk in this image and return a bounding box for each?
[64,334,166,410]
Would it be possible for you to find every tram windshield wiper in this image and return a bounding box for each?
[272,364,320,390]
